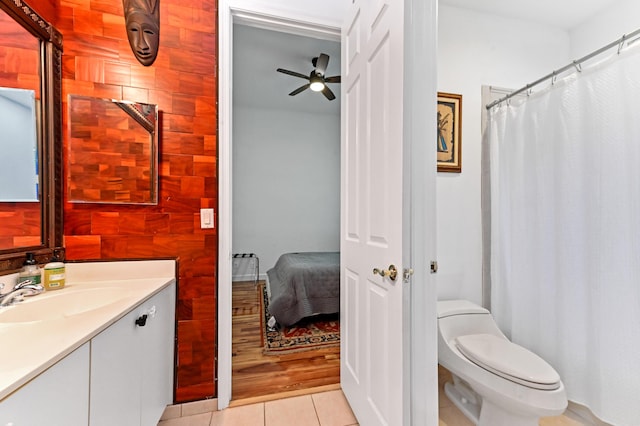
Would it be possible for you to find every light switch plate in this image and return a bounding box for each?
[200,208,214,229]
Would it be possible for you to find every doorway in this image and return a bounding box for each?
[221,12,343,406]
[218,2,439,422]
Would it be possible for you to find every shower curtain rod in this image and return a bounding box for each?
[486,27,640,110]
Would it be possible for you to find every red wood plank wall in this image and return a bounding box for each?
[28,0,218,402]
[0,203,41,249]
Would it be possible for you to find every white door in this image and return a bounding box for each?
[341,1,408,424]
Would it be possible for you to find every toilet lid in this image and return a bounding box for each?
[455,334,561,391]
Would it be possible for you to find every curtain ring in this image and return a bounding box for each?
[551,71,557,85]
[618,34,627,54]
[573,61,582,72]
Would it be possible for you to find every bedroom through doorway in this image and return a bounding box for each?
[230,23,342,402]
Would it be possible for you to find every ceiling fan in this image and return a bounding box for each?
[276,53,341,100]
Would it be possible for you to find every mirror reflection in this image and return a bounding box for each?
[0,6,43,251]
[68,95,158,205]
[0,88,39,201]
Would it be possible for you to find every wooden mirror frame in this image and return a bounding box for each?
[0,0,63,272]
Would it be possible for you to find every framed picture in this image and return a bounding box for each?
[437,92,462,173]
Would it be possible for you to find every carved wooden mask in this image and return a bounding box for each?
[123,0,160,66]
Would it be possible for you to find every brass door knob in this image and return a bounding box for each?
[373,265,398,281]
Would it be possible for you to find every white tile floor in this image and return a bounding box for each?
[158,389,358,426]
[159,367,587,426]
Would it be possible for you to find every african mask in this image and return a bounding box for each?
[123,0,160,66]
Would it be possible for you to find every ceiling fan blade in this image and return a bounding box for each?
[324,76,341,84]
[289,84,310,96]
[277,68,309,80]
[315,53,329,76]
[322,86,336,101]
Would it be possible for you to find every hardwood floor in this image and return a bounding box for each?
[231,281,341,402]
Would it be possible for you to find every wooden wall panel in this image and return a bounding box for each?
[30,0,218,402]
[0,203,41,249]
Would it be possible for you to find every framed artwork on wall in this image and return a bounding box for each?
[437,92,462,173]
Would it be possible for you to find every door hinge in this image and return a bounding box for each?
[430,261,438,274]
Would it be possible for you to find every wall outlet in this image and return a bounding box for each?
[200,208,214,229]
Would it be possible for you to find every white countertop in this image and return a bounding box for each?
[0,259,176,401]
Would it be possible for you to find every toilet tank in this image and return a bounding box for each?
[437,300,506,342]
[437,300,489,318]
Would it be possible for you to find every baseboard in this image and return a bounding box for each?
[565,401,613,426]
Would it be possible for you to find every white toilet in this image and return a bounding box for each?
[437,300,568,426]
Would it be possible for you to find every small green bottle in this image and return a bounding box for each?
[18,252,42,286]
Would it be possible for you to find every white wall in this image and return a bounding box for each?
[226,0,346,29]
[232,105,340,277]
[436,5,571,304]
[570,0,640,57]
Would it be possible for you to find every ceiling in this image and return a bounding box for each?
[439,0,622,30]
[233,0,622,113]
[233,24,340,115]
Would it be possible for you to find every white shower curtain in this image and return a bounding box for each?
[486,48,640,426]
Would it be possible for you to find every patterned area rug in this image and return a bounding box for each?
[259,283,340,355]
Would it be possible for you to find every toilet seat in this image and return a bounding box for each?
[455,334,561,391]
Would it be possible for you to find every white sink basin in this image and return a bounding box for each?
[0,287,126,323]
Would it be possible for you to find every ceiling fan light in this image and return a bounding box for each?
[309,74,325,92]
[310,82,325,92]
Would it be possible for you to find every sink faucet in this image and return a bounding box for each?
[0,280,45,307]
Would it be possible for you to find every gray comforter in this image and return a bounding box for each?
[266,252,340,326]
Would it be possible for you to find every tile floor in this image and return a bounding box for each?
[159,367,587,426]
[158,389,357,426]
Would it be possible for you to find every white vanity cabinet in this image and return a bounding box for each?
[89,283,175,426]
[0,261,176,426]
[0,343,90,426]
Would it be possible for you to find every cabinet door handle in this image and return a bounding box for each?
[135,314,148,327]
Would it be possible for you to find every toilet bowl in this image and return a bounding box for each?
[437,300,568,426]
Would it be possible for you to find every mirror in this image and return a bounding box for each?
[0,0,63,271]
[68,95,158,205]
[0,87,39,202]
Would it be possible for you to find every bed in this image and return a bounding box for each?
[265,252,340,327]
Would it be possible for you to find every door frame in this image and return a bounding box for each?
[402,2,439,423]
[218,3,439,423]
[217,3,342,409]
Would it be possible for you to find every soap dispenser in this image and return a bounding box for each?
[43,249,66,290]
[18,252,42,286]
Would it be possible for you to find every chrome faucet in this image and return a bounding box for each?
[0,280,45,307]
